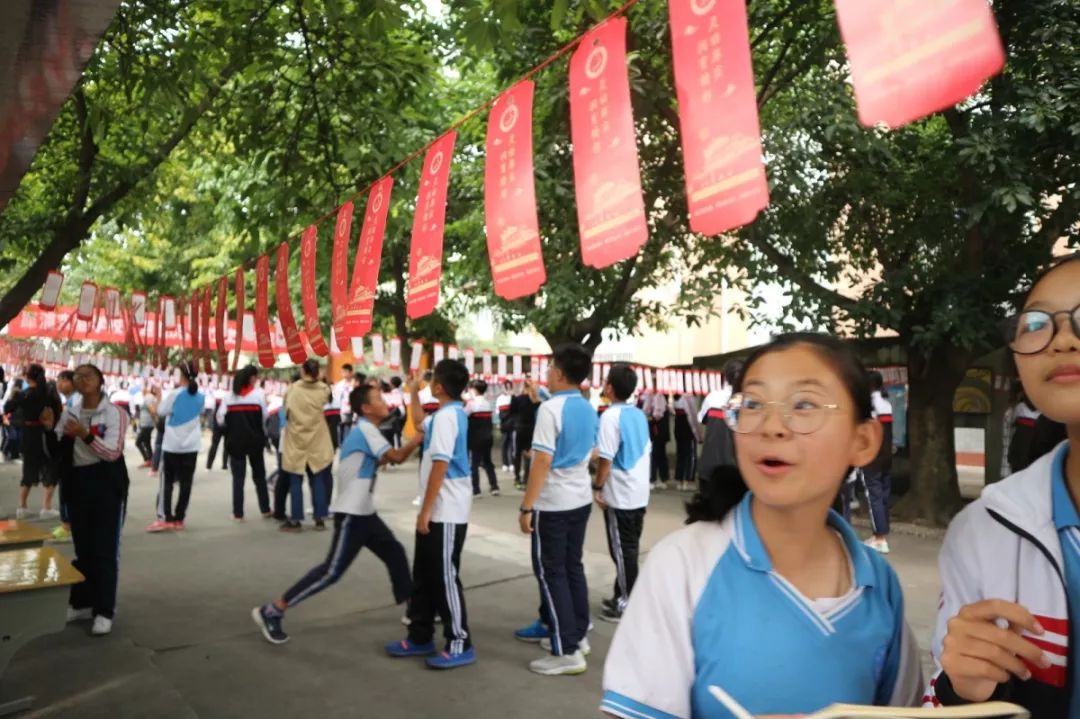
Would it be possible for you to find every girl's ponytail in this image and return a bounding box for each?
[178,360,199,395]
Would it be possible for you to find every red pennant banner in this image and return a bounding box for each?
[388,336,402,370]
[189,290,201,365]
[104,287,122,319]
[346,176,393,338]
[76,282,97,321]
[275,243,307,364]
[331,202,353,351]
[216,276,228,373]
[38,270,64,310]
[233,268,246,371]
[407,131,456,319]
[201,285,213,374]
[300,225,329,357]
[484,80,547,300]
[131,291,147,329]
[834,0,1005,128]
[569,17,648,269]
[371,334,384,366]
[254,256,276,368]
[669,0,769,236]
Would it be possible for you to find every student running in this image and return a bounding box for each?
[926,254,1080,716]
[601,333,922,717]
[252,384,422,644]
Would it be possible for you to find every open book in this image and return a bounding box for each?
[708,686,1029,719]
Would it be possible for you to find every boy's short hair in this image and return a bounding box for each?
[57,370,74,383]
[422,370,434,383]
[552,343,592,385]
[472,379,488,394]
[342,363,354,373]
[606,363,637,401]
[868,370,884,392]
[349,385,378,416]
[433,360,469,399]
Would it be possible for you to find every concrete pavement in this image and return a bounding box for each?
[0,440,946,717]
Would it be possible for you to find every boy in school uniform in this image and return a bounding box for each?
[516,343,598,676]
[592,363,651,623]
[252,384,422,644]
[386,360,476,669]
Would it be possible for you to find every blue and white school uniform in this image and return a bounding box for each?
[602,492,922,718]
[597,402,651,612]
[155,388,204,523]
[407,402,474,654]
[280,418,411,610]
[529,389,599,656]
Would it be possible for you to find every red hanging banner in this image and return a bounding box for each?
[233,268,246,371]
[201,285,213,374]
[76,281,97,321]
[834,0,1005,128]
[131,291,147,329]
[569,17,648,269]
[216,276,228,373]
[346,176,393,339]
[254,256,276,369]
[484,80,547,300]
[669,0,769,236]
[331,202,353,351]
[407,131,456,320]
[275,243,307,364]
[300,225,330,357]
[189,290,201,361]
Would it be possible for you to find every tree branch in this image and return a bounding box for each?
[742,227,861,312]
[1036,193,1080,248]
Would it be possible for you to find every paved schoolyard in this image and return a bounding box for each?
[0,437,945,718]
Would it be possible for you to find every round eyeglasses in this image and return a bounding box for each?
[724,393,842,435]
[1005,305,1080,355]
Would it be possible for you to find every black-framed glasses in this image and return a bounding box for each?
[1004,305,1080,355]
[724,392,842,435]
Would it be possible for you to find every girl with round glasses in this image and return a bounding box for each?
[928,254,1080,716]
[601,333,922,718]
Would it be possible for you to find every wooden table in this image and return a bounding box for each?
[0,546,84,715]
[0,520,52,551]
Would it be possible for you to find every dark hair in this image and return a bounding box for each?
[1021,252,1080,309]
[868,370,884,392]
[342,363,354,373]
[178,360,199,395]
[301,359,320,379]
[57,370,74,383]
[422,370,434,382]
[552,343,592,385]
[390,376,402,389]
[472,378,488,394]
[290,371,302,383]
[25,363,46,389]
[380,380,391,392]
[606,363,637,401]
[349,384,378,415]
[433,359,469,400]
[233,365,259,395]
[685,333,873,524]
[723,358,745,389]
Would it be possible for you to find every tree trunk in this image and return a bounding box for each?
[901,342,971,526]
[0,224,86,329]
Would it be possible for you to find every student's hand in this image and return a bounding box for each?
[594,490,607,509]
[63,418,87,439]
[40,407,55,431]
[519,510,533,534]
[416,508,432,535]
[940,599,1050,702]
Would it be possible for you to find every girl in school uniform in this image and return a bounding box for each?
[601,333,922,718]
[217,365,270,520]
[926,254,1080,716]
[43,363,129,636]
[147,361,204,532]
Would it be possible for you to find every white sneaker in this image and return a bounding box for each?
[529,650,587,676]
[66,607,92,623]
[540,636,590,656]
[39,508,60,520]
[411,496,421,507]
[91,616,113,636]
[864,537,891,554]
[15,507,30,519]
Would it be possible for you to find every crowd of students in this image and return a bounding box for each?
[2,253,1078,716]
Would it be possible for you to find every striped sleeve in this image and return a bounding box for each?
[89,404,127,461]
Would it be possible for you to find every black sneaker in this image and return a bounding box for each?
[490,488,500,497]
[279,521,302,533]
[314,519,327,531]
[599,605,623,624]
[252,605,289,644]
[601,596,618,612]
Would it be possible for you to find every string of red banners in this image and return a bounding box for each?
[23,0,1004,371]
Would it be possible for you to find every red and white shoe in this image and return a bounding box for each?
[146,520,172,533]
[171,521,185,531]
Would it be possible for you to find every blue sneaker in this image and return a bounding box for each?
[426,647,477,670]
[384,639,437,657]
[251,605,288,645]
[514,619,550,643]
